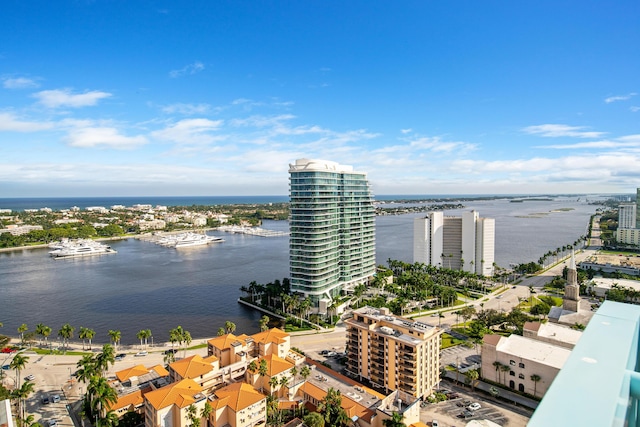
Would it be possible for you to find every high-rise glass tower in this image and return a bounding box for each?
[288,159,376,308]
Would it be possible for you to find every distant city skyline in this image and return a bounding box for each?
[1,1,639,197]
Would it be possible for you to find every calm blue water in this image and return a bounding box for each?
[0,197,599,344]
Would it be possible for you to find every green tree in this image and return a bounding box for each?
[17,324,28,346]
[318,387,349,426]
[224,320,236,334]
[186,404,200,427]
[259,315,270,332]
[465,369,479,391]
[530,374,542,397]
[303,412,325,427]
[108,330,121,352]
[382,412,406,427]
[10,353,29,388]
[258,359,268,393]
[95,344,115,376]
[58,323,75,352]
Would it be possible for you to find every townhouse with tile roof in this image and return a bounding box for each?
[109,327,423,427]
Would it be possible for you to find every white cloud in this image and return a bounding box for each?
[522,124,605,138]
[631,106,640,113]
[401,128,412,134]
[0,112,54,132]
[151,118,224,144]
[3,77,39,89]
[161,103,211,115]
[169,61,205,78]
[33,88,112,108]
[65,126,148,149]
[604,93,637,103]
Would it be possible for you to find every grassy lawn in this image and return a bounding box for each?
[441,332,466,349]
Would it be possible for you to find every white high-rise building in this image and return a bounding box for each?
[413,210,495,276]
[288,159,376,310]
[618,202,637,229]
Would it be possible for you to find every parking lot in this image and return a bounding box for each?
[420,384,532,427]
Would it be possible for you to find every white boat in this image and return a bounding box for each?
[153,232,224,248]
[49,240,117,259]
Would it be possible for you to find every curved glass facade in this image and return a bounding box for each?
[289,159,376,304]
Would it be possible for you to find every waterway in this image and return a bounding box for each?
[0,197,599,344]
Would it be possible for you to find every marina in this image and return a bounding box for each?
[0,198,598,344]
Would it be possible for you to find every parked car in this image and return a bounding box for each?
[41,396,50,405]
[467,402,481,411]
[48,420,57,427]
[432,420,439,427]
[24,374,35,381]
[135,351,148,357]
[51,395,61,403]
[115,353,126,361]
[448,393,459,399]
[1,365,10,370]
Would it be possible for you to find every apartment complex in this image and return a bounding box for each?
[344,307,442,398]
[106,325,424,427]
[288,158,376,309]
[617,189,640,246]
[413,210,495,276]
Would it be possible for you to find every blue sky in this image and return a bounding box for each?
[1,1,639,197]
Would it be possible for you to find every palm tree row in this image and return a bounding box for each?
[76,344,118,427]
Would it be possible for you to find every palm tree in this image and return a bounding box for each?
[11,378,35,422]
[107,330,121,352]
[79,327,92,350]
[58,323,75,352]
[259,315,270,332]
[216,327,225,336]
[17,324,28,346]
[382,412,406,427]
[290,366,298,383]
[300,365,311,382]
[136,330,147,350]
[492,361,502,382]
[530,374,542,397]
[76,354,97,386]
[224,321,236,334]
[186,404,200,427]
[268,376,279,397]
[500,364,510,385]
[95,344,115,376]
[35,323,47,347]
[201,401,212,427]
[10,353,28,388]
[87,375,118,425]
[41,325,52,352]
[279,375,289,398]
[465,369,479,391]
[318,387,349,426]
[258,359,268,393]
[182,330,192,358]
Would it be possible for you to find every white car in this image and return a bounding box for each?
[467,402,481,411]
[24,374,35,381]
[432,420,439,427]
[135,351,148,357]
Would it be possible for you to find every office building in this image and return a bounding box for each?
[413,210,495,276]
[288,158,376,309]
[344,306,442,398]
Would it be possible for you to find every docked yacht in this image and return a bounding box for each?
[49,240,117,259]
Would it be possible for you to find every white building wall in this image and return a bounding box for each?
[477,217,495,276]
[461,211,478,274]
[619,203,637,229]
[413,210,494,276]
[413,213,444,267]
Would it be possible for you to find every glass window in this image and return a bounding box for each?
[519,362,525,368]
